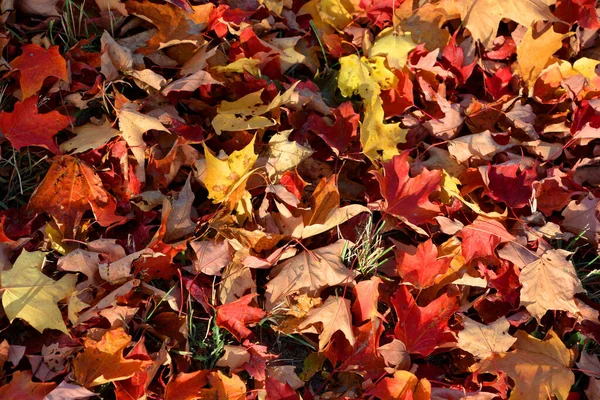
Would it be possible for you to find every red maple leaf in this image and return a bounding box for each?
[9,44,69,99]
[458,217,516,263]
[392,286,458,356]
[485,163,537,208]
[216,294,266,341]
[373,151,442,226]
[307,102,361,160]
[555,0,600,29]
[0,96,73,154]
[393,238,451,288]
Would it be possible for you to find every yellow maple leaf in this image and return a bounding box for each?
[202,136,258,204]
[517,26,572,91]
[369,28,417,70]
[338,54,408,163]
[1,251,76,334]
[476,329,574,400]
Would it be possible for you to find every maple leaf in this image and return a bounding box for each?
[164,370,210,400]
[301,175,369,238]
[59,120,119,154]
[561,194,600,243]
[393,238,451,288]
[216,294,266,341]
[476,330,574,400]
[517,25,571,90]
[0,370,56,400]
[556,0,600,29]
[0,96,73,154]
[365,370,419,400]
[27,155,126,236]
[307,101,360,160]
[324,318,386,379]
[373,151,442,227]
[448,130,518,164]
[338,54,408,162]
[485,163,537,208]
[265,240,357,310]
[200,136,258,204]
[378,339,410,370]
[73,327,151,387]
[352,276,383,323]
[455,0,555,48]
[9,44,68,99]
[162,176,195,242]
[125,0,214,55]
[391,286,459,356]
[187,239,232,276]
[369,28,417,70]
[216,341,277,381]
[519,248,585,321]
[118,102,169,185]
[458,217,515,263]
[457,317,516,359]
[198,370,246,400]
[297,296,355,351]
[1,251,76,334]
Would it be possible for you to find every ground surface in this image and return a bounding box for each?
[1,0,600,399]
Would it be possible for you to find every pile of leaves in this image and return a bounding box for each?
[2,0,600,398]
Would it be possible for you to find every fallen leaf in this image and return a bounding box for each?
[265,240,356,310]
[60,120,119,154]
[456,0,555,48]
[73,327,151,387]
[377,339,410,370]
[27,155,126,236]
[9,44,68,99]
[163,176,195,242]
[458,217,515,263]
[0,96,73,154]
[0,370,55,400]
[43,380,97,400]
[297,296,355,351]
[17,0,60,16]
[1,251,76,334]
[519,248,585,321]
[393,239,451,289]
[369,28,417,70]
[517,25,571,90]
[448,130,518,164]
[561,194,600,243]
[216,294,266,341]
[365,370,419,400]
[391,285,459,356]
[374,151,442,227]
[164,370,210,400]
[125,1,214,54]
[118,102,169,185]
[198,370,246,400]
[457,317,516,359]
[187,239,232,276]
[201,136,258,204]
[476,329,574,400]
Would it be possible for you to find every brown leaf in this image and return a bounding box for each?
[297,296,355,351]
[519,248,585,321]
[187,239,232,276]
[163,177,196,243]
[265,240,357,310]
[457,317,516,359]
[476,330,574,400]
